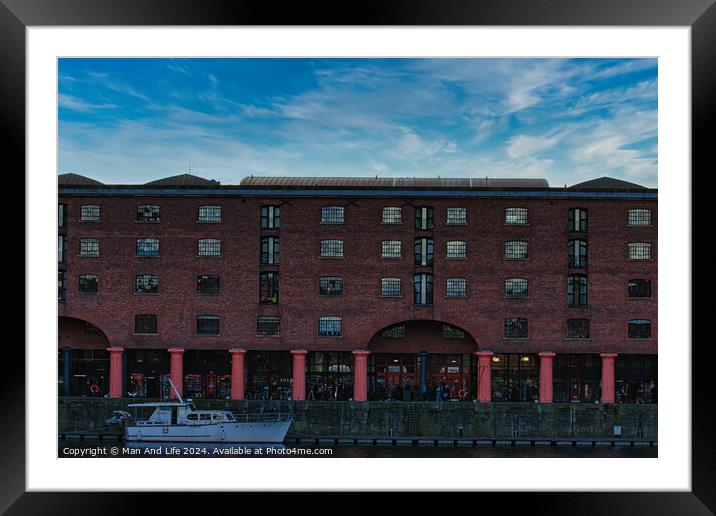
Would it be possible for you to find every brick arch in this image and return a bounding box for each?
[58,316,111,350]
[367,320,479,354]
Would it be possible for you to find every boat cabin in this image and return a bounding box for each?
[128,402,236,426]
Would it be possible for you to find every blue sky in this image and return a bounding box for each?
[58,58,657,187]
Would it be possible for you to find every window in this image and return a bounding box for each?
[568,208,588,232]
[197,275,220,296]
[321,239,343,258]
[446,240,467,259]
[261,237,279,264]
[321,206,344,224]
[58,271,66,302]
[382,207,402,224]
[628,242,652,260]
[505,278,528,298]
[446,207,467,224]
[136,238,159,257]
[442,324,466,339]
[414,273,433,305]
[567,274,588,307]
[446,278,467,297]
[257,316,280,336]
[259,272,279,304]
[628,209,652,226]
[566,319,590,339]
[628,319,652,339]
[198,205,222,223]
[80,204,100,222]
[137,204,160,223]
[505,207,528,225]
[415,207,434,230]
[381,240,401,259]
[135,274,159,294]
[414,238,434,266]
[197,315,220,336]
[198,239,221,256]
[58,235,67,262]
[261,206,280,229]
[382,325,406,338]
[319,316,342,337]
[504,318,528,339]
[58,204,66,228]
[568,239,588,268]
[380,277,401,297]
[79,274,98,293]
[628,279,652,298]
[134,314,157,335]
[80,238,99,257]
[319,276,343,296]
[504,240,528,260]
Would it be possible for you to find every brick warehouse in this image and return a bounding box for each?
[57,173,657,405]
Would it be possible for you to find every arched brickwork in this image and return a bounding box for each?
[368,320,479,353]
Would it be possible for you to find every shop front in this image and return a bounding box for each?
[307,351,353,400]
[491,353,539,402]
[553,354,601,403]
[181,350,232,399]
[246,351,292,400]
[616,354,657,403]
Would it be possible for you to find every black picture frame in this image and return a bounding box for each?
[5,0,712,511]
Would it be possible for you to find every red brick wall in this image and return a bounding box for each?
[59,193,657,355]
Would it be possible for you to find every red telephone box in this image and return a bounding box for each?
[129,373,145,397]
[205,373,217,398]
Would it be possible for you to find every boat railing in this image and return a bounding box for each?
[231,412,292,423]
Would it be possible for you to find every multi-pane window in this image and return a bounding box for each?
[446,278,467,297]
[261,206,280,229]
[414,238,434,266]
[197,275,220,296]
[628,319,652,339]
[137,204,160,223]
[446,240,467,259]
[414,273,433,305]
[259,272,279,304]
[382,207,402,224]
[442,324,466,339]
[198,239,221,256]
[58,235,67,262]
[382,325,406,338]
[136,238,159,257]
[58,271,66,302]
[505,278,528,298]
[261,237,279,264]
[446,207,467,224]
[628,242,651,260]
[504,318,528,339]
[628,209,652,226]
[134,314,158,335]
[79,274,98,293]
[566,319,590,339]
[321,206,345,224]
[415,207,434,230]
[380,277,402,297]
[568,208,588,232]
[318,316,342,337]
[321,240,344,258]
[198,205,222,223]
[319,276,343,296]
[197,315,220,336]
[58,204,66,227]
[567,274,588,307]
[568,239,588,268]
[80,238,100,257]
[135,274,159,294]
[505,207,528,225]
[504,240,528,260]
[80,204,100,222]
[381,240,402,259]
[257,316,280,336]
[628,279,652,298]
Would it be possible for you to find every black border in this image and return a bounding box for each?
[5,0,713,512]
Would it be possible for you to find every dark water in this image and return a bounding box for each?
[58,440,657,458]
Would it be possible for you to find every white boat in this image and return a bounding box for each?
[107,380,293,443]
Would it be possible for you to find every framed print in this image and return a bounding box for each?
[5,0,713,511]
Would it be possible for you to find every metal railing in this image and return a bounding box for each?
[232,412,291,423]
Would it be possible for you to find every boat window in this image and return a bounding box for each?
[225,413,234,421]
[199,413,211,421]
[213,414,224,421]
[187,413,198,421]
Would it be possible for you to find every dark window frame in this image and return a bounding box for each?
[79,274,99,293]
[415,206,434,231]
[380,277,402,297]
[414,273,434,305]
[80,204,101,222]
[257,316,280,336]
[197,275,220,296]
[259,272,279,304]
[446,277,467,297]
[628,319,652,339]
[260,205,280,229]
[198,205,222,223]
[135,274,159,294]
[136,238,159,257]
[319,276,343,296]
[505,278,528,298]
[134,314,158,335]
[628,279,652,298]
[197,315,220,336]
[504,318,528,339]
[567,274,588,307]
[318,316,342,337]
[566,318,590,339]
[136,204,160,223]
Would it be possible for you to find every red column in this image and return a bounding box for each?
[229,348,246,400]
[600,353,618,404]
[168,348,184,399]
[538,352,556,403]
[107,347,124,398]
[291,350,308,400]
[353,350,371,401]
[475,351,493,403]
